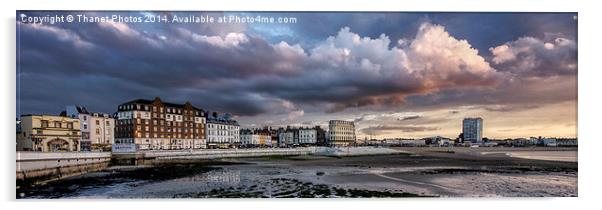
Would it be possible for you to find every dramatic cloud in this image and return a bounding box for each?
[19,17,504,116]
[490,35,577,77]
[360,125,440,135]
[17,12,577,139]
[251,23,502,112]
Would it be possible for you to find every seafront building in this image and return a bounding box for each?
[206,112,240,148]
[114,97,207,150]
[63,105,115,151]
[423,136,453,146]
[462,118,483,143]
[17,114,81,152]
[298,127,317,145]
[328,120,356,147]
[315,126,327,146]
[240,128,272,147]
[557,138,578,147]
[278,130,295,147]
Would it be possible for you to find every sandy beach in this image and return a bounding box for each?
[17,147,577,198]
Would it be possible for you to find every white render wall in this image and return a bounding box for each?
[66,106,115,147]
[278,132,294,147]
[84,114,115,145]
[299,129,317,144]
[206,122,240,145]
[241,134,271,146]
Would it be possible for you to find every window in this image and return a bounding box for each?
[96,120,100,125]
[83,116,87,121]
[41,120,49,128]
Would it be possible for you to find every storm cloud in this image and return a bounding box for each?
[360,125,440,135]
[17,11,577,134]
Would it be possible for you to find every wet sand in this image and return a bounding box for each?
[17,148,577,198]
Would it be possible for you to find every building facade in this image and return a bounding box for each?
[115,97,206,150]
[240,128,272,147]
[64,105,115,151]
[328,120,356,147]
[278,131,294,147]
[462,118,483,143]
[315,126,327,146]
[206,113,240,148]
[557,138,578,147]
[298,127,317,145]
[17,115,81,152]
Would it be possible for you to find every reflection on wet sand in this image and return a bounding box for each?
[17,150,578,198]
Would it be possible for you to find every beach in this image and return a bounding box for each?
[17,147,577,198]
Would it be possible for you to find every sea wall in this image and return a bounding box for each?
[113,146,405,165]
[16,152,112,186]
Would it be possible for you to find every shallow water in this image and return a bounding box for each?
[17,153,578,198]
[481,150,577,162]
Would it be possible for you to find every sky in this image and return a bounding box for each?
[16,11,578,140]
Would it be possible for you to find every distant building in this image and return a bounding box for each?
[315,126,327,146]
[423,136,452,146]
[328,120,356,147]
[462,118,483,143]
[266,127,281,146]
[540,138,557,147]
[384,138,401,146]
[206,112,240,148]
[240,128,272,147]
[63,105,115,151]
[17,115,81,152]
[400,139,426,147]
[278,130,295,147]
[298,127,317,145]
[557,138,578,147]
[115,97,207,150]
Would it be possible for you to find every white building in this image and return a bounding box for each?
[540,138,558,147]
[206,113,240,148]
[328,120,356,147]
[278,131,294,147]
[298,128,317,145]
[557,138,578,146]
[240,129,272,147]
[400,139,426,146]
[64,105,115,151]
